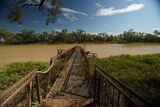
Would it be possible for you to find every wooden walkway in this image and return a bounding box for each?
[43,51,92,107]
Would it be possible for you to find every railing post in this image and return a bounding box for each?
[94,68,97,105]
[46,70,51,95]
[27,81,32,107]
[35,75,40,104]
[46,58,53,97]
[97,77,101,107]
[50,58,53,66]
[57,49,59,58]
[117,91,120,107]
[127,92,132,107]
[94,68,101,107]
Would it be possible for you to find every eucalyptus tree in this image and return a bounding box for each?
[153,30,160,35]
[0,28,14,44]
[16,29,38,44]
[39,31,49,42]
[6,0,62,25]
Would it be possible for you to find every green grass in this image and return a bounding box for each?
[0,61,48,92]
[89,54,160,105]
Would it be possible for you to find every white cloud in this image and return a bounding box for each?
[26,0,40,4]
[63,13,79,22]
[152,27,160,31]
[17,25,23,27]
[61,7,88,22]
[96,3,144,16]
[95,2,103,7]
[33,20,40,23]
[57,18,67,24]
[33,20,45,24]
[89,32,99,35]
[124,0,133,2]
[61,8,88,16]
[107,32,113,35]
[54,28,62,32]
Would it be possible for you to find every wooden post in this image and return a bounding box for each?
[94,69,97,105]
[50,58,53,66]
[46,58,52,97]
[47,70,51,92]
[35,75,40,104]
[27,81,32,107]
[97,77,101,107]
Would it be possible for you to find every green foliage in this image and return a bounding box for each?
[0,61,48,92]
[6,0,62,25]
[7,8,22,25]
[0,28,14,44]
[15,30,39,44]
[89,54,160,105]
[0,28,160,44]
[32,102,41,107]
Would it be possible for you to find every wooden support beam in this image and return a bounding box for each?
[27,81,32,107]
[36,75,41,104]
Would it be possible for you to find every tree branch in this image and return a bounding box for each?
[21,0,46,9]
[21,4,39,8]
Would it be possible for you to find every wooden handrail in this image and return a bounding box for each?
[0,70,36,102]
[81,47,92,97]
[0,47,77,106]
[0,72,37,107]
[36,58,54,74]
[94,65,154,107]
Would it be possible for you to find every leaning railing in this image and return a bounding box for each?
[93,65,154,107]
[81,47,92,97]
[88,53,97,58]
[0,47,75,107]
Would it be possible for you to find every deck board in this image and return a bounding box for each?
[45,51,91,106]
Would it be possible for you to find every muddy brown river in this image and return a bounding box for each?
[0,43,160,66]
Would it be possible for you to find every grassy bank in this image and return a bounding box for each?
[89,54,160,105]
[0,61,48,92]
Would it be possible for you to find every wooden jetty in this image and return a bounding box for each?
[0,46,153,107]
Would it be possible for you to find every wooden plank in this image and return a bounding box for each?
[46,52,78,98]
[42,98,93,107]
[61,52,78,91]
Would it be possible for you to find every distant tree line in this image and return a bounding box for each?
[0,28,160,44]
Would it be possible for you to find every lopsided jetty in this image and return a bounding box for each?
[0,46,153,107]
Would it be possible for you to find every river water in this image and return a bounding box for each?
[0,43,160,66]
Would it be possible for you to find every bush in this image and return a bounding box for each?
[89,54,160,105]
[0,61,48,92]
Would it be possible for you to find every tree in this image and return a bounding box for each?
[153,30,160,35]
[0,28,14,44]
[74,29,86,43]
[121,29,140,43]
[39,32,49,42]
[6,0,62,25]
[16,30,39,44]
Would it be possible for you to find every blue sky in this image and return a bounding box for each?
[0,0,160,35]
